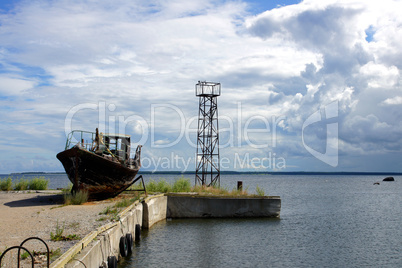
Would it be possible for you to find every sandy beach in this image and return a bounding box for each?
[0,191,121,266]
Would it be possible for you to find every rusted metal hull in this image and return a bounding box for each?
[57,146,139,200]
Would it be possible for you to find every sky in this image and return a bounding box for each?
[1,0,402,173]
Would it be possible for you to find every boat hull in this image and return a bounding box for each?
[57,146,139,200]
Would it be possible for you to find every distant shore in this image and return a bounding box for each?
[5,171,402,176]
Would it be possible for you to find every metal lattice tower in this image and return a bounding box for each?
[195,81,221,186]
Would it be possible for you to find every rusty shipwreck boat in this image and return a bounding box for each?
[57,129,143,200]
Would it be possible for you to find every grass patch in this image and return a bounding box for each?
[144,177,264,197]
[0,177,12,191]
[114,197,139,208]
[255,185,265,196]
[146,177,192,193]
[64,191,88,205]
[99,206,120,215]
[192,185,250,197]
[61,183,73,194]
[192,184,228,195]
[98,196,140,222]
[22,248,62,262]
[20,250,30,260]
[49,248,62,261]
[50,221,81,241]
[98,205,120,221]
[96,216,108,222]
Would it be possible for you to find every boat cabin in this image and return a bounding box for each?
[65,130,132,163]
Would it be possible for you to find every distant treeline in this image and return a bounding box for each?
[6,171,402,176]
[139,171,402,176]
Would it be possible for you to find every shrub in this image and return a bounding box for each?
[146,179,172,193]
[14,178,29,191]
[0,177,13,191]
[172,177,191,192]
[64,191,88,205]
[28,177,49,190]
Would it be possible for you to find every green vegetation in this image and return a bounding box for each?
[50,221,81,241]
[255,185,265,196]
[146,177,192,193]
[61,183,73,194]
[0,177,12,191]
[146,179,172,193]
[0,176,49,191]
[96,216,108,222]
[14,178,29,191]
[99,206,120,221]
[97,195,140,222]
[127,180,146,192]
[144,177,267,197]
[191,184,251,197]
[99,206,120,215]
[20,250,30,260]
[63,190,89,205]
[114,196,139,208]
[172,176,192,192]
[24,248,62,262]
[49,248,62,261]
[28,177,49,190]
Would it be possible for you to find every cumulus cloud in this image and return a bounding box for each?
[381,96,402,106]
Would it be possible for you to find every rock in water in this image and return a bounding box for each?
[383,177,395,181]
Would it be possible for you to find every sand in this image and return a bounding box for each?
[0,191,121,267]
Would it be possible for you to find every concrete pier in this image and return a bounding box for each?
[167,194,281,218]
[54,194,280,267]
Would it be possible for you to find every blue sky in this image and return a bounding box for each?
[1,0,402,173]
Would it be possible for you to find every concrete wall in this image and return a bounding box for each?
[53,200,143,268]
[142,194,167,229]
[54,194,280,268]
[167,195,281,218]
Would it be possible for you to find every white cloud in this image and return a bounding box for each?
[0,75,35,95]
[381,96,402,106]
[360,62,399,89]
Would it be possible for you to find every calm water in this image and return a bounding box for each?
[121,174,401,268]
[1,173,400,267]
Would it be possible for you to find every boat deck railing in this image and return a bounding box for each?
[65,130,131,162]
[65,130,97,150]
